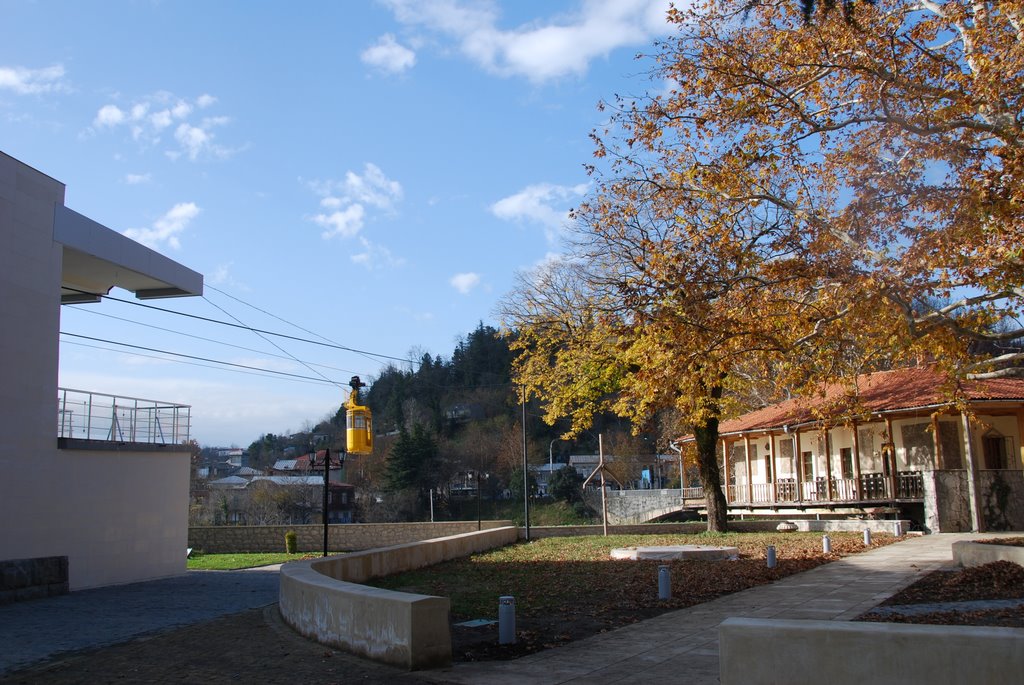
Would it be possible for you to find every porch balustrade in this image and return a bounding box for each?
[676,471,924,506]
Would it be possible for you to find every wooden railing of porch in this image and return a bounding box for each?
[682,471,924,506]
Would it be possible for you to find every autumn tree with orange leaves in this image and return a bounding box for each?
[502,0,1024,532]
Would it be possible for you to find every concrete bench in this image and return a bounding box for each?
[278,526,518,670]
[952,539,1024,568]
[719,617,1024,685]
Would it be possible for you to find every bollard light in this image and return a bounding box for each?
[822,534,831,554]
[766,545,777,569]
[498,595,516,645]
[863,529,872,546]
[658,565,671,600]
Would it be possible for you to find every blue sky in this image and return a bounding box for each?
[2,0,674,446]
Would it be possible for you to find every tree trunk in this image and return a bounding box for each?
[692,386,728,532]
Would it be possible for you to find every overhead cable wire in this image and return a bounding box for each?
[67,307,368,377]
[60,339,337,387]
[200,294,342,390]
[60,332,341,384]
[62,287,418,365]
[205,284,388,368]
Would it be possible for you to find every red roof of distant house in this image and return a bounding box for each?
[698,367,1024,438]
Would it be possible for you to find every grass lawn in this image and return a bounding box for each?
[186,551,344,570]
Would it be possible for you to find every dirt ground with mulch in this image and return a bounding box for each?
[857,560,1024,628]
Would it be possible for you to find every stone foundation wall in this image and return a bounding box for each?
[0,556,68,605]
[922,470,971,533]
[188,520,513,554]
[980,470,1024,531]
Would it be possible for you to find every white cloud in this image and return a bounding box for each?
[361,34,417,74]
[380,0,674,83]
[314,203,365,239]
[351,237,406,269]
[89,92,235,161]
[450,272,481,295]
[174,123,210,160]
[0,64,69,94]
[491,182,588,242]
[123,202,200,250]
[209,261,249,291]
[150,109,173,130]
[123,172,152,185]
[307,164,404,262]
[94,104,126,127]
[344,163,404,210]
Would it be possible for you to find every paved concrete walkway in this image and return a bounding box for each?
[0,566,280,676]
[421,533,1001,684]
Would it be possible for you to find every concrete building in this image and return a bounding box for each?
[0,151,203,594]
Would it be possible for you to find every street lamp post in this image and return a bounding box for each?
[311,435,345,558]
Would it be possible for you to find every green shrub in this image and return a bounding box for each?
[284,530,298,554]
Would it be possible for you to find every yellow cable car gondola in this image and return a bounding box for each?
[345,376,373,455]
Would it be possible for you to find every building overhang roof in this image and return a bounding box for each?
[55,205,203,303]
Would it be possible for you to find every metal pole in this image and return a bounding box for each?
[522,385,530,541]
[600,434,608,537]
[322,447,330,557]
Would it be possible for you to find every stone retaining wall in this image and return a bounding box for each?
[188,520,512,553]
[278,527,519,670]
[719,617,1024,685]
[0,556,68,605]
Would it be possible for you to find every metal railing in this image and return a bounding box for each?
[58,387,191,445]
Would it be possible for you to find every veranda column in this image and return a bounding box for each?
[721,439,730,504]
[960,412,983,532]
[851,420,863,497]
[885,417,899,498]
[794,429,804,501]
[743,435,753,504]
[824,429,835,501]
[768,433,778,503]
[931,414,945,469]
[1017,408,1024,468]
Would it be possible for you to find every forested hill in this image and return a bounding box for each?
[244,322,522,470]
[365,322,516,435]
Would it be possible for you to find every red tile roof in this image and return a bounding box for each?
[705,367,1024,438]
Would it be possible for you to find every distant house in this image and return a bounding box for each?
[675,366,1024,532]
[1,152,203,592]
[208,476,250,490]
[272,450,345,482]
[208,474,355,524]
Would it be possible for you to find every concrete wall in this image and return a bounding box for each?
[719,617,1024,685]
[953,540,1024,568]
[189,520,513,553]
[278,526,519,670]
[0,153,190,590]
